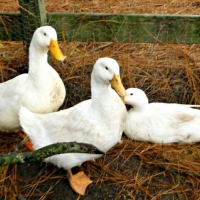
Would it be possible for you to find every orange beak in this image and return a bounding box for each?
[49,39,66,62]
[110,74,126,104]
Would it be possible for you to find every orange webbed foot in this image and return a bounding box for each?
[67,169,92,195]
[18,131,34,151]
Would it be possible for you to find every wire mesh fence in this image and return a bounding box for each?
[1,0,200,43]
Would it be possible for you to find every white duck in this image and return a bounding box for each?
[19,57,127,195]
[124,88,200,144]
[0,26,66,150]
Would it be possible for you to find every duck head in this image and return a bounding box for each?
[31,26,66,61]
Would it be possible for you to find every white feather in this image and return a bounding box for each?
[19,57,127,170]
[0,26,66,132]
[124,88,200,144]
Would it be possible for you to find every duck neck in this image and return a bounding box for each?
[132,102,148,112]
[91,75,111,105]
[28,42,49,76]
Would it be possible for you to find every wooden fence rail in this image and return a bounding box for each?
[0,0,200,47]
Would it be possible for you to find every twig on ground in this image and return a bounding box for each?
[0,142,103,166]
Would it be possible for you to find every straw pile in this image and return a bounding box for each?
[1,1,200,199]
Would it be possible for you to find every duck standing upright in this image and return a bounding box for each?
[0,26,66,150]
[124,88,200,144]
[19,57,127,195]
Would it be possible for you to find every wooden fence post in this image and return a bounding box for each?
[18,0,47,49]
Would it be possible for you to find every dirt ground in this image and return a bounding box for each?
[1,1,200,200]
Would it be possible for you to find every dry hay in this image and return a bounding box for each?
[87,138,200,199]
[1,40,200,199]
[1,0,200,14]
[1,0,200,199]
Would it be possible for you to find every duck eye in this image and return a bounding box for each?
[130,93,133,95]
[44,32,46,36]
[105,66,108,70]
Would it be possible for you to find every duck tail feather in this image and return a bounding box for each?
[19,106,48,149]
